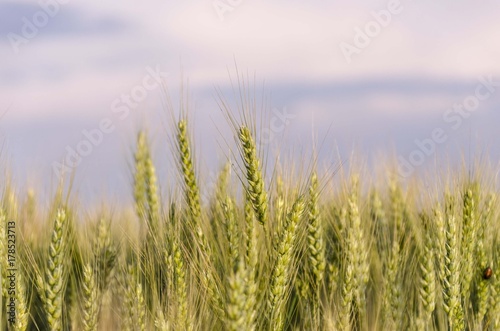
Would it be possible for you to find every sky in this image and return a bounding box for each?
[1,0,500,205]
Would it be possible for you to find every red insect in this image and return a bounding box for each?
[483,267,493,280]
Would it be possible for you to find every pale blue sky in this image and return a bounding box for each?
[1,0,500,204]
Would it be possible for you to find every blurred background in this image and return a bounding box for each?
[1,0,500,205]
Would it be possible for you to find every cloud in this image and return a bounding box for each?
[0,1,133,37]
[1,1,500,128]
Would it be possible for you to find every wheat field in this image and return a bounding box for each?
[0,108,499,331]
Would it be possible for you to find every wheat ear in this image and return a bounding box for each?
[14,271,29,331]
[223,197,240,270]
[347,176,369,327]
[43,208,70,331]
[307,172,325,328]
[92,217,117,294]
[419,217,436,326]
[476,193,495,324]
[461,187,478,300]
[176,119,224,320]
[443,196,465,331]
[133,131,159,233]
[82,263,99,331]
[0,209,7,303]
[177,120,202,220]
[243,193,258,329]
[238,126,268,226]
[134,131,148,220]
[171,239,190,330]
[268,196,305,331]
[226,261,251,331]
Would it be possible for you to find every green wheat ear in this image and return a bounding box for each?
[223,196,240,270]
[14,271,29,331]
[443,195,464,330]
[348,176,369,327]
[238,126,268,226]
[122,265,147,331]
[418,215,436,327]
[0,209,7,299]
[134,131,148,219]
[171,238,190,330]
[92,217,117,293]
[82,263,99,331]
[476,193,496,324]
[176,119,225,320]
[43,208,70,331]
[243,192,258,329]
[177,120,202,220]
[226,261,254,331]
[268,196,305,331]
[133,131,159,233]
[307,172,326,329]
